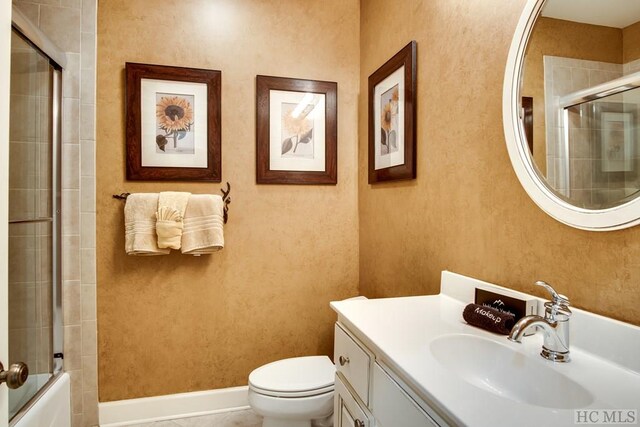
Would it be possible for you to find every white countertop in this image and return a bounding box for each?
[331,272,640,427]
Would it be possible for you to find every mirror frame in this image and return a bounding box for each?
[503,0,640,231]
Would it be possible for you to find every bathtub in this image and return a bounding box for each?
[11,373,70,427]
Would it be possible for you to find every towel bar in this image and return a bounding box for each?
[112,182,231,224]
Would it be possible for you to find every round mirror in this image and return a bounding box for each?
[504,0,640,230]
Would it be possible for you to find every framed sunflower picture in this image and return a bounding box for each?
[368,41,417,183]
[256,75,337,185]
[125,63,221,181]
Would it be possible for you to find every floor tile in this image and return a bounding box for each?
[126,409,262,427]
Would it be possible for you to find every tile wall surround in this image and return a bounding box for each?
[543,56,623,193]
[544,56,640,207]
[12,0,98,426]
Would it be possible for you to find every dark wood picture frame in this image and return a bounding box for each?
[522,96,533,154]
[125,62,221,181]
[368,41,417,183]
[256,75,337,185]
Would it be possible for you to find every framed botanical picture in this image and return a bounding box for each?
[600,110,634,172]
[368,41,417,183]
[256,75,337,185]
[125,63,221,181]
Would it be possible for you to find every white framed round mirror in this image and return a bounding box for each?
[504,0,640,230]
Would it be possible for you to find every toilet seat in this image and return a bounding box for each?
[249,356,335,398]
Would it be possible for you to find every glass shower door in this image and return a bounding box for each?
[8,29,60,420]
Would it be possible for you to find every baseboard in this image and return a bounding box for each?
[98,385,249,426]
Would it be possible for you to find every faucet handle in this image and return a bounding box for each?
[535,281,570,307]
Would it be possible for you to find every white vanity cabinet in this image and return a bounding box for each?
[333,323,441,427]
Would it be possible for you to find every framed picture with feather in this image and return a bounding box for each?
[256,75,337,185]
[125,62,221,181]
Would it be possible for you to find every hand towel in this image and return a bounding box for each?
[156,191,191,250]
[181,194,224,255]
[124,193,170,256]
[462,303,515,335]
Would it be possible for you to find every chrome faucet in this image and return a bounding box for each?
[508,281,572,362]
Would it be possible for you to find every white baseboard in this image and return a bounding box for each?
[98,385,250,426]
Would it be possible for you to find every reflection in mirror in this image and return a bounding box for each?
[521,0,640,209]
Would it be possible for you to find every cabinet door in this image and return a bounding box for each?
[335,374,370,427]
[371,363,439,427]
[340,405,355,427]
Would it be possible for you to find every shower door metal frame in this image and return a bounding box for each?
[8,6,66,425]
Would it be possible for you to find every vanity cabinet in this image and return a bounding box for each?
[333,323,442,427]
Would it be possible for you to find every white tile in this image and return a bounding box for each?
[63,281,81,326]
[80,212,95,248]
[63,235,80,281]
[61,0,82,9]
[82,389,99,426]
[68,368,83,415]
[80,68,95,105]
[39,5,81,53]
[63,53,81,99]
[81,283,96,321]
[62,189,80,235]
[81,319,96,356]
[172,410,262,427]
[80,104,94,140]
[80,248,95,284]
[125,410,263,427]
[64,325,82,371]
[80,139,95,177]
[80,176,95,213]
[62,144,80,189]
[63,98,80,144]
[81,0,96,33]
[81,32,95,70]
[13,3,40,27]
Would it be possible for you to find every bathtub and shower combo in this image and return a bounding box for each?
[5,6,71,427]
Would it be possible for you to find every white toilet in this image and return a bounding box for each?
[248,355,335,427]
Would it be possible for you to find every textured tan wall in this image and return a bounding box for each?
[97,0,360,401]
[522,17,622,173]
[358,0,640,326]
[623,21,640,63]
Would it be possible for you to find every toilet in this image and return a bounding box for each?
[248,355,335,427]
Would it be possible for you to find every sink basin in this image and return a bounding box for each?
[429,334,593,409]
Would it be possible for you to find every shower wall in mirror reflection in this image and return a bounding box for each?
[522,7,640,210]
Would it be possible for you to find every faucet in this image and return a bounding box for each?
[508,281,572,363]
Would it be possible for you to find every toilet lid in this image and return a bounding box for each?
[249,356,335,396]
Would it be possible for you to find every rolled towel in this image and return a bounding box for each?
[124,193,170,256]
[463,303,515,335]
[156,191,191,250]
[181,194,224,255]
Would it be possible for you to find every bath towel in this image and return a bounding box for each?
[181,194,224,255]
[156,191,191,250]
[124,193,170,256]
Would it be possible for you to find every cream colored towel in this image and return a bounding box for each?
[156,191,191,250]
[181,194,224,255]
[124,193,170,256]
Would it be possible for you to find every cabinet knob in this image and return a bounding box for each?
[339,355,350,366]
[354,420,365,427]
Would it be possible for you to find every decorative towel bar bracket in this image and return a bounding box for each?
[112,182,232,224]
